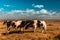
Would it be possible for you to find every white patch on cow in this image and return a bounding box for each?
[15,21,22,27]
[40,20,47,33]
[12,20,22,27]
[33,20,38,32]
[40,21,46,29]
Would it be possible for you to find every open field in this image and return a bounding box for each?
[0,21,60,40]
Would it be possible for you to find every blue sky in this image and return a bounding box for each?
[0,0,60,20]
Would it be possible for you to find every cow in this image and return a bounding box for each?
[23,20,47,33]
[3,20,22,31]
[15,20,47,33]
[3,20,47,33]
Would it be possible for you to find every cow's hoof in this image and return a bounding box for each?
[42,31,46,34]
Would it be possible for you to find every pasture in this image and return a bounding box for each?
[0,20,60,40]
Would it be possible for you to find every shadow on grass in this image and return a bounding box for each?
[47,24,54,26]
[54,34,60,40]
[2,30,22,35]
[2,30,34,35]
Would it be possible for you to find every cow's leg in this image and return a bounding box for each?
[6,25,10,33]
[17,25,22,32]
[21,27,24,33]
[20,26,25,32]
[41,27,45,33]
[7,24,10,30]
[34,25,37,32]
[33,20,37,32]
[41,25,46,33]
[33,23,37,32]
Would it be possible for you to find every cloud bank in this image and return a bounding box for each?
[0,8,59,20]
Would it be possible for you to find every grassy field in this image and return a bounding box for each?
[0,21,60,40]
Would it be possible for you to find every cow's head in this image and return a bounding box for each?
[3,20,7,25]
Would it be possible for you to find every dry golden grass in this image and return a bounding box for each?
[0,21,60,40]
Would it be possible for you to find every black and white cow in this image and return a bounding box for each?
[3,20,12,31]
[25,20,47,33]
[3,20,47,33]
[3,20,22,30]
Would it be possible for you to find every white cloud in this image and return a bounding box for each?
[38,9,56,16]
[32,4,44,8]
[0,8,59,20]
[0,8,4,11]
[4,4,11,7]
[36,11,40,14]
[40,9,48,14]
